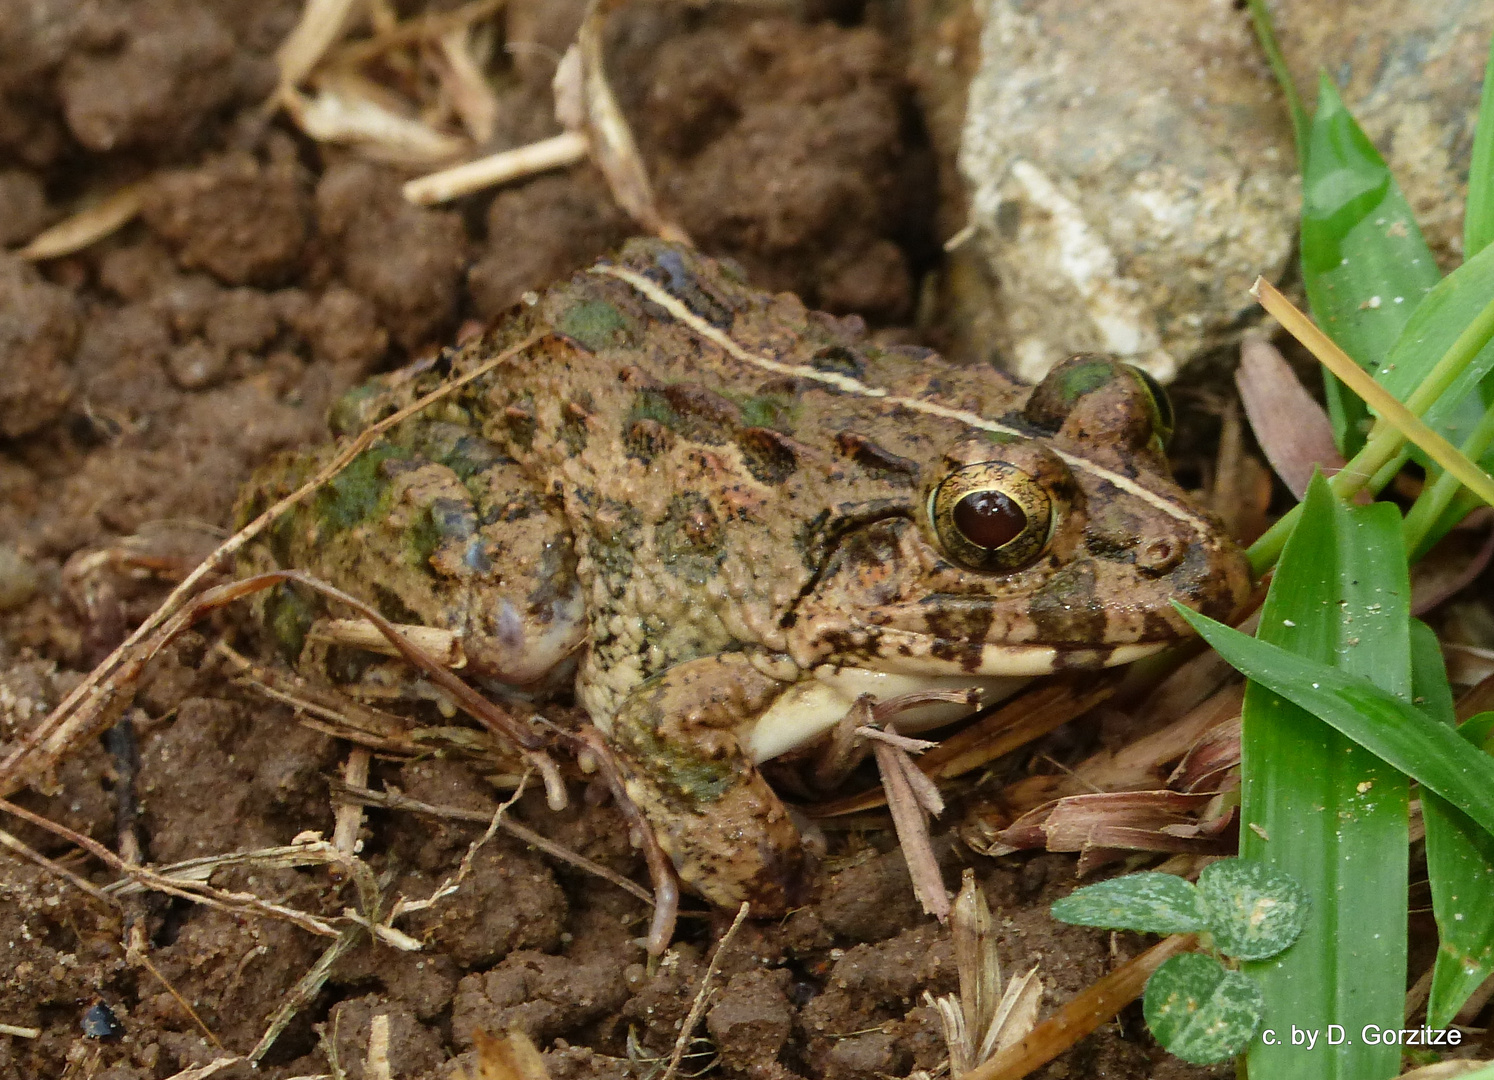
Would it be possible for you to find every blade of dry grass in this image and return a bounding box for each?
[1252,276,1494,507]
[17,184,144,261]
[437,25,499,143]
[962,934,1197,1080]
[811,681,1116,818]
[276,0,362,89]
[577,0,690,243]
[403,131,589,205]
[870,721,950,920]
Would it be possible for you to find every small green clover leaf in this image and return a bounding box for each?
[1143,953,1265,1065]
[1197,858,1310,961]
[1048,871,1207,936]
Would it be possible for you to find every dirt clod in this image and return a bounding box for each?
[708,968,796,1071]
[0,254,79,437]
[143,149,312,286]
[315,161,469,350]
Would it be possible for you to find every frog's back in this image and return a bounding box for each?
[448,240,1030,712]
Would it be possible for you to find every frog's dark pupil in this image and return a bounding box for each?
[953,489,1026,549]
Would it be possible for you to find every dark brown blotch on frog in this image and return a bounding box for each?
[834,431,921,487]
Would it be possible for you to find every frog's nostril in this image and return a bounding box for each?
[1135,536,1183,576]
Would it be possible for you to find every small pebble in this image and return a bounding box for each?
[0,544,39,610]
[166,339,229,390]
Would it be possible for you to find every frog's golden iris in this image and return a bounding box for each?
[928,459,1055,572]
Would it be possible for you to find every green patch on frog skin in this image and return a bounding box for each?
[589,500,644,581]
[328,381,393,436]
[559,300,631,352]
[627,389,682,432]
[404,505,444,570]
[982,430,1022,446]
[268,508,301,567]
[266,582,316,664]
[1057,358,1118,402]
[658,493,726,585]
[315,444,408,533]
[735,392,799,431]
[614,711,738,803]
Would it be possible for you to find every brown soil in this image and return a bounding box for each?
[0,2,1228,1077]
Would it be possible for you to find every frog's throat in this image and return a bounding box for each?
[742,641,1165,764]
[596,264,1214,537]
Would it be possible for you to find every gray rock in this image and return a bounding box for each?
[1270,0,1493,268]
[952,0,1298,382]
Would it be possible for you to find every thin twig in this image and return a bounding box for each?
[574,725,680,953]
[660,901,750,1080]
[336,780,654,904]
[0,826,118,906]
[127,922,226,1051]
[389,773,526,918]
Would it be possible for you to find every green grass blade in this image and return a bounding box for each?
[1465,31,1494,259]
[1377,242,1494,448]
[1413,623,1494,1028]
[1234,473,1408,1080]
[1301,75,1441,456]
[1177,615,1494,841]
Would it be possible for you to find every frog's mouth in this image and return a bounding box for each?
[855,633,1168,678]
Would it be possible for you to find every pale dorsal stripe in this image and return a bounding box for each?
[596,263,1210,532]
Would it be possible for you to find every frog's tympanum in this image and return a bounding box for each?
[237,240,1251,914]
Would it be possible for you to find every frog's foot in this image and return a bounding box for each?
[606,653,812,917]
[572,725,682,955]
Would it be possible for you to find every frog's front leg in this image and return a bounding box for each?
[606,653,811,915]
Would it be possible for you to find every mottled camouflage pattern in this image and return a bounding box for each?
[237,239,1250,912]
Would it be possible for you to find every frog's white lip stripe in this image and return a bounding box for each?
[858,633,1166,677]
[595,264,1213,535]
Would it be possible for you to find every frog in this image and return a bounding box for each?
[234,238,1252,917]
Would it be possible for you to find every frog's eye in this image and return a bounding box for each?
[1125,363,1174,447]
[929,461,1054,572]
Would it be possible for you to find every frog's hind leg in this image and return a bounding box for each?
[606,653,811,916]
